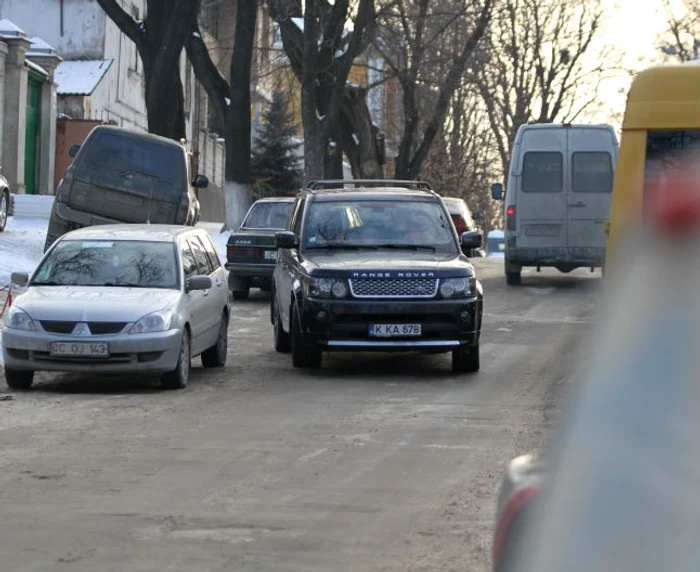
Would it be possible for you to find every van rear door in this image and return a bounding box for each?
[566,128,616,251]
[515,128,568,249]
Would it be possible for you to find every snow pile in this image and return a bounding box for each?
[0,217,47,286]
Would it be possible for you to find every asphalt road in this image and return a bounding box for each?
[0,259,599,572]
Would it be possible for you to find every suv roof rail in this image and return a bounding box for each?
[306,179,433,191]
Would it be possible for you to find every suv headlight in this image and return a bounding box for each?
[305,277,348,298]
[129,310,174,334]
[5,307,36,331]
[439,277,474,298]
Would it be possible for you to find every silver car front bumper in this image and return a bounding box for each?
[2,327,182,374]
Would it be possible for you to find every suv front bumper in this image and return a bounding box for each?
[298,297,482,352]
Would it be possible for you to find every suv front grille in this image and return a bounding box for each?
[349,278,438,299]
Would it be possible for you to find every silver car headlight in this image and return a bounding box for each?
[439,277,474,298]
[5,306,36,331]
[305,277,348,298]
[129,310,174,334]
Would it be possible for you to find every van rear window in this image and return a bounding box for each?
[522,152,563,193]
[81,130,184,185]
[572,152,613,193]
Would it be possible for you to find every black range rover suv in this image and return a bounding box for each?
[271,180,484,373]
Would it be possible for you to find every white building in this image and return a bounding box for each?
[0,0,227,218]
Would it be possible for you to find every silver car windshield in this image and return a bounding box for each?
[242,201,293,229]
[304,199,458,254]
[32,240,179,289]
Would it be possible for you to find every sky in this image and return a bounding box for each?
[592,0,671,125]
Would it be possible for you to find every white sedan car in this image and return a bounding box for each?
[2,225,230,390]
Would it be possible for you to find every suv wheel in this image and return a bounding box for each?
[452,344,480,374]
[201,312,228,368]
[162,329,191,389]
[291,305,321,368]
[273,297,291,353]
[0,190,8,232]
[4,367,34,390]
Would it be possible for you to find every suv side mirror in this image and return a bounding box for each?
[193,174,209,189]
[461,230,483,251]
[491,183,504,201]
[69,144,81,158]
[187,275,212,291]
[276,231,299,249]
[11,271,29,286]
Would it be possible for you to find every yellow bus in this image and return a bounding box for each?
[608,62,700,260]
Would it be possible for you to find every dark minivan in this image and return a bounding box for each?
[44,125,209,251]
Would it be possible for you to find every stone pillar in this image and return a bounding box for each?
[0,42,9,171]
[27,54,62,195]
[2,35,31,194]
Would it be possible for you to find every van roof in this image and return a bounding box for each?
[623,64,700,130]
[90,124,185,149]
[518,123,615,132]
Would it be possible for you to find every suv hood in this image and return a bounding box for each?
[302,250,473,277]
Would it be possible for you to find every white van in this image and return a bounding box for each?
[491,123,618,285]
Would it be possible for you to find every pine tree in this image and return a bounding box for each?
[251,89,303,195]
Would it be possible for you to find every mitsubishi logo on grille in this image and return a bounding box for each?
[72,322,91,336]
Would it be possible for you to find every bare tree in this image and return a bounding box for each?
[97,0,200,140]
[269,0,381,181]
[473,0,607,180]
[374,0,493,180]
[659,0,700,61]
[187,0,258,229]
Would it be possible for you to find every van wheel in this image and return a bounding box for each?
[506,271,521,286]
[452,345,480,373]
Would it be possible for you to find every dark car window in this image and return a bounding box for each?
[80,129,185,186]
[303,199,458,254]
[32,240,179,289]
[181,243,198,279]
[188,237,213,275]
[200,234,222,269]
[522,152,563,193]
[242,201,293,229]
[572,152,613,193]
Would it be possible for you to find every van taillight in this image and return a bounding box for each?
[506,205,516,231]
[55,172,73,202]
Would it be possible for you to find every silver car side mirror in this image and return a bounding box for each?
[187,275,212,292]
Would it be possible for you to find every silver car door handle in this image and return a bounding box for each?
[570,201,586,207]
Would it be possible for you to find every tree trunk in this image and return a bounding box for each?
[302,0,325,182]
[222,0,257,229]
[340,86,384,179]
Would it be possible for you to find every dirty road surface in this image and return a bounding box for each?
[0,260,598,571]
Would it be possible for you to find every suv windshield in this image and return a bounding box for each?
[32,240,179,289]
[81,130,184,186]
[242,201,293,229]
[303,199,458,254]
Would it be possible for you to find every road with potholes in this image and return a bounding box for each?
[0,259,598,571]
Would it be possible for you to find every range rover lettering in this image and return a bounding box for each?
[270,180,484,373]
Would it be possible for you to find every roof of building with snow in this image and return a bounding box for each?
[25,59,48,79]
[0,18,27,39]
[27,36,59,58]
[54,59,113,96]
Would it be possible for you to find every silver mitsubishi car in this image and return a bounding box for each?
[2,225,229,390]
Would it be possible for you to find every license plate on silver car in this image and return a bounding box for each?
[50,342,109,358]
[264,250,278,260]
[369,324,422,337]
